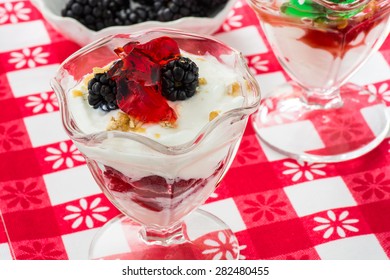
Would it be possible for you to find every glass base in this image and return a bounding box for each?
[89,209,240,260]
[252,82,390,162]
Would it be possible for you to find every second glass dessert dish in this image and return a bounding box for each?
[52,29,260,259]
[248,0,390,162]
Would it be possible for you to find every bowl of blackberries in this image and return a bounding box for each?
[32,0,236,45]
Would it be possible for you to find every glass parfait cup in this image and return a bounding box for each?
[248,0,390,162]
[51,29,260,260]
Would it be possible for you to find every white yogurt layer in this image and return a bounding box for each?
[68,52,249,182]
[262,21,388,89]
[68,53,244,146]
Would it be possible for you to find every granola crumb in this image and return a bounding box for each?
[107,112,145,133]
[72,89,84,97]
[93,67,108,74]
[209,110,220,121]
[160,121,177,128]
[83,73,95,86]
[228,82,240,97]
[199,77,207,85]
[154,133,161,139]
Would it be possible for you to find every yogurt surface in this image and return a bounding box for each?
[68,52,245,147]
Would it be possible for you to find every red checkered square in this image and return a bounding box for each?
[299,206,373,246]
[15,91,59,118]
[0,1,42,25]
[271,158,337,186]
[230,134,267,169]
[232,230,259,260]
[0,176,52,214]
[360,200,390,233]
[223,162,284,196]
[54,194,119,236]
[3,207,61,241]
[0,149,41,181]
[246,52,282,75]
[247,218,313,259]
[0,119,32,153]
[12,236,68,260]
[34,140,86,175]
[0,74,13,100]
[335,140,389,177]
[270,248,321,260]
[342,165,390,205]
[0,98,23,122]
[233,189,297,229]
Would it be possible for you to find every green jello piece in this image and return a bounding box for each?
[326,0,359,4]
[281,0,367,20]
[281,0,327,19]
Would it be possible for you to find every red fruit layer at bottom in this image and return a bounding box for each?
[102,163,223,212]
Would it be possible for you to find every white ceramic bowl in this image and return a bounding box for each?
[31,0,236,46]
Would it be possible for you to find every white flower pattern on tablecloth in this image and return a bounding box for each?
[202,231,239,260]
[25,92,58,113]
[361,83,390,103]
[238,244,247,260]
[8,47,49,69]
[44,142,85,169]
[0,2,31,24]
[223,10,243,31]
[234,0,243,8]
[247,55,269,73]
[282,160,326,182]
[64,197,110,229]
[260,98,297,124]
[313,210,359,239]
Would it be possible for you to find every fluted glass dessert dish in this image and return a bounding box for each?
[248,0,390,162]
[51,28,260,259]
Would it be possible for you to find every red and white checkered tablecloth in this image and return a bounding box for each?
[0,0,390,260]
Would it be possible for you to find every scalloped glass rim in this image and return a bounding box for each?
[313,0,371,11]
[52,28,261,155]
[30,0,238,45]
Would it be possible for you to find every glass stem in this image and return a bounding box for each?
[301,87,344,109]
[139,222,186,246]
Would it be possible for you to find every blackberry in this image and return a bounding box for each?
[153,0,206,22]
[115,6,155,25]
[133,0,154,6]
[161,57,199,101]
[87,72,118,111]
[61,0,129,31]
[199,0,228,16]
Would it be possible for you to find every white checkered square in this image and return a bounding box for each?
[255,71,287,98]
[7,64,59,97]
[350,52,390,85]
[214,26,268,56]
[44,165,101,206]
[200,198,247,233]
[361,104,389,136]
[0,21,51,52]
[258,120,325,156]
[315,234,388,260]
[23,111,69,147]
[0,243,13,260]
[257,138,289,162]
[61,228,100,259]
[284,176,357,217]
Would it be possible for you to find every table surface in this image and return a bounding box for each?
[0,0,390,260]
